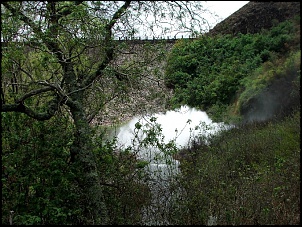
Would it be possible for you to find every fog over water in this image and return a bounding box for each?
[116,105,227,153]
[114,105,231,225]
[115,105,231,178]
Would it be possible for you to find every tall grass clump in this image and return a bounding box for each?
[169,109,300,225]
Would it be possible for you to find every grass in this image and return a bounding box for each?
[169,108,300,225]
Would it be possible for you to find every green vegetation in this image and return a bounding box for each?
[1,112,151,224]
[1,1,300,225]
[165,17,300,123]
[162,16,300,225]
[238,50,300,118]
[169,109,300,225]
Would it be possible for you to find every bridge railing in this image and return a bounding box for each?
[1,34,198,47]
[113,35,198,43]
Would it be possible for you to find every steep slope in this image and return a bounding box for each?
[208,1,300,36]
[205,1,300,123]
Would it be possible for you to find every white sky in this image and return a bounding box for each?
[203,1,249,32]
[130,1,249,39]
[206,1,249,21]
[200,1,250,33]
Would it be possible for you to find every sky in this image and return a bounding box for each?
[130,1,250,39]
[206,1,249,22]
[198,1,250,33]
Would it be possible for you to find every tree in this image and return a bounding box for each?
[1,1,211,224]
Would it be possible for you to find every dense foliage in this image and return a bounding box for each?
[1,111,151,224]
[169,108,300,225]
[1,1,300,225]
[2,112,79,224]
[2,1,206,224]
[165,17,300,122]
[162,15,300,225]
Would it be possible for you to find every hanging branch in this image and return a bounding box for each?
[1,2,83,119]
[83,1,132,87]
[2,96,60,121]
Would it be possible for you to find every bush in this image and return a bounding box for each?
[169,109,300,225]
[164,18,300,122]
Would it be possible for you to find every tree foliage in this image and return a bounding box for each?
[1,1,212,224]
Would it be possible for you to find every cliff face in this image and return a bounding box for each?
[208,1,300,36]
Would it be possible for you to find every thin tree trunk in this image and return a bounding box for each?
[69,98,108,225]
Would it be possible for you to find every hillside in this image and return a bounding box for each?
[200,1,300,123]
[208,1,300,36]
[169,3,300,224]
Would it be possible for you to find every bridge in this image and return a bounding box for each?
[113,35,198,44]
[1,34,198,48]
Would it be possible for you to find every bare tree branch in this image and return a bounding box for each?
[1,97,60,121]
[83,1,131,87]
[1,80,70,120]
[16,86,54,103]
[11,59,34,81]
[37,81,67,98]
[2,2,65,65]
[2,2,44,39]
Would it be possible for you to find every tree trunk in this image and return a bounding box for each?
[69,96,108,225]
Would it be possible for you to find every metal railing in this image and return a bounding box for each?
[114,35,198,43]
